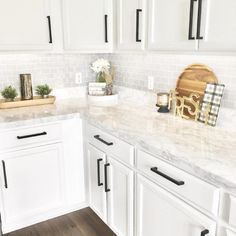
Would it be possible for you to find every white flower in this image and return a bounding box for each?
[90,58,110,74]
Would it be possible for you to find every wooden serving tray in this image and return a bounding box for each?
[0,96,56,109]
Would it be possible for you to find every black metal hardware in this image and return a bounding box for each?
[97,159,103,186]
[196,0,203,40]
[47,16,53,43]
[104,163,110,192]
[105,15,108,43]
[2,161,8,189]
[150,167,185,186]
[136,9,142,42]
[17,131,47,140]
[188,0,197,40]
[94,135,113,146]
[201,229,209,236]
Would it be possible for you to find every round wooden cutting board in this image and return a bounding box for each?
[176,64,218,101]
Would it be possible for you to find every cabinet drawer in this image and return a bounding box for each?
[229,195,236,228]
[137,150,220,215]
[0,123,62,151]
[87,125,134,166]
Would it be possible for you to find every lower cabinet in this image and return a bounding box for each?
[136,175,216,236]
[0,144,65,232]
[88,144,134,236]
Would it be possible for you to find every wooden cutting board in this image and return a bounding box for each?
[176,64,218,101]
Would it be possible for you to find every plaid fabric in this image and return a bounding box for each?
[198,83,225,126]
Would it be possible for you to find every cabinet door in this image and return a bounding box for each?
[107,157,134,236]
[147,0,197,51]
[62,0,113,51]
[117,0,145,50]
[136,175,216,236]
[199,0,236,51]
[0,144,65,231]
[0,0,52,50]
[88,144,107,222]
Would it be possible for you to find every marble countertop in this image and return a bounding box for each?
[0,96,236,195]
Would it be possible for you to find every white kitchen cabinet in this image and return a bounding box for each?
[218,228,236,236]
[0,0,53,50]
[147,0,198,51]
[88,144,107,222]
[136,175,216,236]
[199,0,236,51]
[0,144,65,232]
[62,0,113,51]
[116,0,145,50]
[107,157,134,236]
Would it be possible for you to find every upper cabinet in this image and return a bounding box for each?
[199,0,236,51]
[147,0,198,51]
[0,0,53,51]
[62,0,113,52]
[116,0,145,51]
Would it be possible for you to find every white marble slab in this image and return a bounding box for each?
[0,87,236,195]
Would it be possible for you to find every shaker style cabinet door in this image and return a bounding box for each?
[136,175,216,236]
[107,157,134,236]
[198,0,236,51]
[62,0,113,51]
[0,0,53,50]
[147,0,198,51]
[116,0,145,50]
[88,144,107,223]
[0,144,65,233]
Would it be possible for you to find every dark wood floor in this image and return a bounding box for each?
[5,208,116,236]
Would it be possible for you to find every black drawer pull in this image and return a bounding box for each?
[196,0,203,40]
[105,14,108,43]
[136,9,142,42]
[104,163,110,192]
[97,159,103,186]
[2,161,8,189]
[188,0,197,40]
[150,167,185,186]
[201,229,209,236]
[47,16,53,43]
[17,131,47,140]
[94,135,113,146]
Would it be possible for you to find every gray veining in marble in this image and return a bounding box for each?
[0,92,236,195]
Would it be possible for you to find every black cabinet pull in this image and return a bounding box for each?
[97,159,103,186]
[17,131,47,140]
[104,163,110,192]
[47,16,53,43]
[201,229,209,236]
[196,0,203,40]
[136,9,142,42]
[150,167,185,186]
[188,0,197,40]
[94,135,113,146]
[105,15,108,43]
[2,161,8,189]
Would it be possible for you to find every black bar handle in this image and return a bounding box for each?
[47,16,53,43]
[104,163,110,192]
[188,0,196,40]
[136,9,142,42]
[17,131,47,140]
[105,15,108,43]
[97,159,103,186]
[94,135,113,146]
[201,229,209,236]
[2,161,8,189]
[150,167,185,186]
[196,0,203,40]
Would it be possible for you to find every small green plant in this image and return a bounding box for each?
[1,86,18,101]
[35,84,52,98]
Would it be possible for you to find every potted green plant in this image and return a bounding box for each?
[1,86,18,102]
[35,84,52,98]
